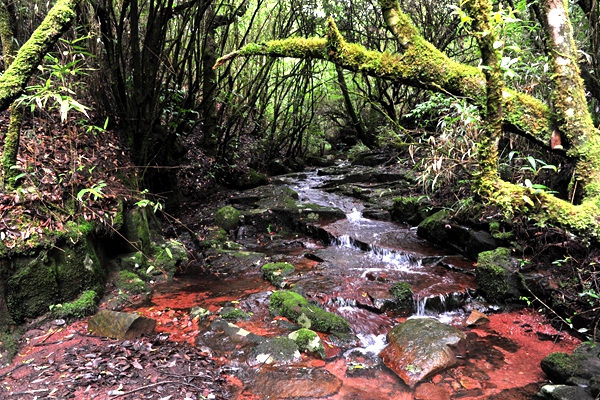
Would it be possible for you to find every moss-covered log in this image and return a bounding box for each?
[0,0,80,112]
[215,17,553,150]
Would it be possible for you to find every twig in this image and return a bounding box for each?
[109,380,203,398]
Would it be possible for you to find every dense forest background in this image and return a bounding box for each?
[2,0,600,338]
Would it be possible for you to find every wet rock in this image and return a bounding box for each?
[88,310,156,340]
[541,344,600,383]
[389,282,414,315]
[218,306,249,321]
[248,336,301,366]
[415,383,451,400]
[215,205,241,231]
[417,210,502,260]
[262,262,295,288]
[248,366,342,398]
[228,168,268,190]
[269,290,351,333]
[288,328,325,359]
[537,384,594,400]
[391,196,433,225]
[379,317,466,388]
[476,247,523,303]
[465,310,490,327]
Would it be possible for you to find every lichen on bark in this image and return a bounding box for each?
[0,0,80,111]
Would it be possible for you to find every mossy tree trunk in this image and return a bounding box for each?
[462,0,504,196]
[539,0,600,202]
[0,0,80,112]
[0,0,23,188]
[214,0,600,241]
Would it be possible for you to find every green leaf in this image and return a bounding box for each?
[522,195,534,206]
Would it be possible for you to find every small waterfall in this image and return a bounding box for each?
[414,292,471,315]
[332,234,421,270]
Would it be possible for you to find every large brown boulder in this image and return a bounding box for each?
[379,317,466,388]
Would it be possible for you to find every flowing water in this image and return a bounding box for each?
[129,169,579,399]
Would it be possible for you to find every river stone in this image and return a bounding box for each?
[88,310,156,339]
[465,310,490,327]
[537,384,594,400]
[417,210,501,260]
[414,383,451,400]
[248,366,342,398]
[541,343,600,383]
[248,336,301,366]
[379,317,466,388]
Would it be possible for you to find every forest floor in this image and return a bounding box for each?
[0,110,595,399]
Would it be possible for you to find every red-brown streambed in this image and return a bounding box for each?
[123,171,580,399]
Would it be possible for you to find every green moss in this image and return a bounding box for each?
[146,239,187,279]
[215,206,241,231]
[51,289,97,319]
[390,282,414,310]
[476,247,521,303]
[269,290,350,333]
[262,262,295,287]
[7,253,59,322]
[198,227,228,249]
[219,307,249,321]
[288,328,325,358]
[114,270,146,294]
[542,351,584,380]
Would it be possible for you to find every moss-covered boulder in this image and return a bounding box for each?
[114,270,147,294]
[5,234,106,324]
[262,262,295,288]
[215,206,241,231]
[289,328,326,359]
[476,247,522,303]
[50,289,97,319]
[121,207,152,253]
[269,290,350,333]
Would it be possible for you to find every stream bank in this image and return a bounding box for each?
[0,163,586,398]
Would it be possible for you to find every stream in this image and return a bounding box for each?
[129,169,579,399]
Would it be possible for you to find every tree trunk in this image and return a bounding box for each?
[0,0,23,188]
[0,0,80,111]
[538,0,600,202]
[335,64,377,149]
[214,0,600,241]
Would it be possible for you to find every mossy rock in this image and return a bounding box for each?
[476,247,522,303]
[6,234,106,323]
[262,262,295,287]
[541,351,586,384]
[119,251,145,271]
[269,290,350,334]
[147,239,187,279]
[288,328,325,359]
[215,206,241,231]
[230,168,269,190]
[121,207,152,253]
[390,197,432,225]
[249,336,301,365]
[390,282,414,312]
[197,227,228,249]
[219,307,250,321]
[50,289,97,319]
[114,270,147,294]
